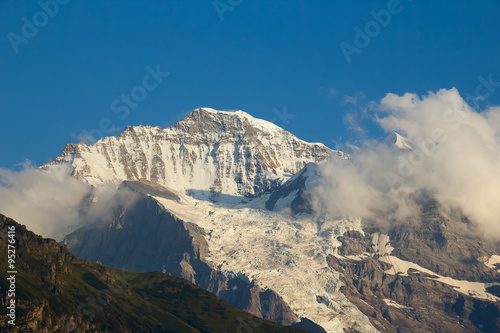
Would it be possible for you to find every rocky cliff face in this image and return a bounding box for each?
[325,200,500,332]
[44,108,333,197]
[265,162,320,215]
[328,246,500,332]
[385,196,500,284]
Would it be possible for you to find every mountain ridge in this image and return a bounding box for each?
[43,108,334,197]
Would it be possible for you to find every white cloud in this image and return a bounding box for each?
[312,88,500,240]
[0,164,91,239]
[343,95,358,105]
[0,163,138,240]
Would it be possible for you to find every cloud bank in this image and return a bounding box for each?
[313,88,500,239]
[0,164,138,240]
[0,164,90,239]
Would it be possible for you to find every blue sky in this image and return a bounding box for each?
[1,0,499,169]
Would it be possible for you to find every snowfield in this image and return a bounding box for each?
[485,255,500,273]
[154,194,378,333]
[379,255,500,303]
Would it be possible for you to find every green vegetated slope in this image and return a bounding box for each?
[0,213,306,333]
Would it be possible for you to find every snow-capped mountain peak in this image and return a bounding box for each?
[383,131,413,150]
[196,107,286,133]
[44,108,334,197]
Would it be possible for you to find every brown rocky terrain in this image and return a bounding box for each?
[329,228,500,333]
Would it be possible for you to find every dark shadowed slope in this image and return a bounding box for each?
[0,213,307,333]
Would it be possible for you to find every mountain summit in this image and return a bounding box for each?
[382,132,413,150]
[45,108,333,197]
